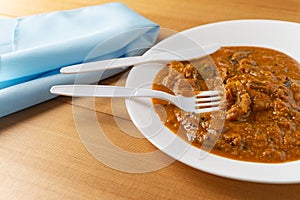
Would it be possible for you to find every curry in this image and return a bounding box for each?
[152,46,300,163]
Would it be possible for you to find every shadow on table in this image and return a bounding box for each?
[181,162,300,200]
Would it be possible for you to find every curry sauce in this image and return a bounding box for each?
[152,46,300,163]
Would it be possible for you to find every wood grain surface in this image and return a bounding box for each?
[1,0,300,199]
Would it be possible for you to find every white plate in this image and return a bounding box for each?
[125,20,300,183]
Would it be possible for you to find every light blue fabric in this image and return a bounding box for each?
[0,2,159,117]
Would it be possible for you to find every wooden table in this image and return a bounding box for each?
[1,0,300,199]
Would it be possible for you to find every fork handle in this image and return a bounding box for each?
[60,56,151,74]
[51,85,177,102]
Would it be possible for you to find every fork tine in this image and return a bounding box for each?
[196,101,220,107]
[195,106,220,113]
[196,96,221,103]
[196,90,219,97]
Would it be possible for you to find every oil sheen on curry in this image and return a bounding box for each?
[152,46,300,163]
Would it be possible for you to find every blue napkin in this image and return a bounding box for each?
[0,3,159,117]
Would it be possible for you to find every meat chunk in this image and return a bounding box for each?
[226,93,251,121]
[224,78,251,121]
[250,91,272,111]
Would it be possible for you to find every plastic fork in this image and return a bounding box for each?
[50,85,221,113]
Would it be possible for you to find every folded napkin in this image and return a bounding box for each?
[0,3,159,117]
